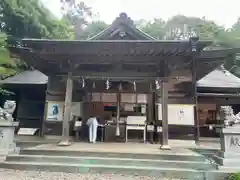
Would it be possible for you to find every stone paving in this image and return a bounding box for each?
[25,141,213,156]
[0,169,174,180]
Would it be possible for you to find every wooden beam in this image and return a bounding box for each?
[56,71,160,80]
[197,93,240,98]
[58,72,73,146]
[198,96,240,104]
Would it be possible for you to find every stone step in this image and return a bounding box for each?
[211,154,240,167]
[6,154,216,170]
[218,166,240,173]
[217,151,240,158]
[20,149,207,162]
[16,142,46,148]
[190,148,219,155]
[0,156,6,162]
[0,161,213,180]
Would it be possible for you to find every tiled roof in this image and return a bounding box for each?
[0,70,48,85]
[197,67,240,88]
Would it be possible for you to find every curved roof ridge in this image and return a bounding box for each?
[88,12,155,40]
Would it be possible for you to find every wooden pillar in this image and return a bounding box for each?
[147,84,153,123]
[160,80,171,150]
[193,70,200,145]
[147,90,154,143]
[116,83,121,136]
[41,78,51,137]
[58,72,73,146]
[190,37,200,145]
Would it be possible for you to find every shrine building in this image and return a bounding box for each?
[2,13,240,148]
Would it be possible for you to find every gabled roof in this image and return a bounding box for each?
[197,66,240,88]
[89,13,155,40]
[0,70,48,85]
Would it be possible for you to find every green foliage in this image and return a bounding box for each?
[0,0,73,39]
[134,15,240,49]
[137,18,165,40]
[228,173,240,180]
[0,0,74,95]
[0,0,74,77]
[83,21,108,39]
[0,32,24,95]
[61,1,94,39]
[0,33,19,79]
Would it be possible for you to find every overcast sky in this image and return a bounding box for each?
[43,0,240,28]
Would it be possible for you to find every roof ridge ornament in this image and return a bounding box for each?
[190,37,199,52]
[113,12,134,27]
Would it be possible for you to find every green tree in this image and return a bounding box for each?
[0,0,73,94]
[219,17,240,48]
[137,18,165,40]
[162,15,223,40]
[0,33,19,79]
[0,32,22,94]
[82,21,108,39]
[61,1,93,39]
[0,0,72,39]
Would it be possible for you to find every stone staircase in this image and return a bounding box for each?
[0,148,229,180]
[191,147,240,172]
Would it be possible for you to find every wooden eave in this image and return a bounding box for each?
[198,87,240,93]
[197,92,240,98]
[16,39,211,57]
[10,40,235,69]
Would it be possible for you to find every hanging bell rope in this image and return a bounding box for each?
[82,77,85,88]
[106,79,110,90]
[133,81,136,91]
[155,79,160,90]
[119,82,122,91]
[92,81,96,89]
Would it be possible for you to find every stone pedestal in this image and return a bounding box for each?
[215,124,240,170]
[0,121,19,155]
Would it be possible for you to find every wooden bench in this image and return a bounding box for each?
[125,116,146,143]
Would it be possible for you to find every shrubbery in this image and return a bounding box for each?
[229,173,240,180]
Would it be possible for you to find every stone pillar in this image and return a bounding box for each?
[215,106,240,169]
[160,80,171,150]
[58,72,73,146]
[0,100,19,154]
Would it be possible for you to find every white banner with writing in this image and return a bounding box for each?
[158,104,194,125]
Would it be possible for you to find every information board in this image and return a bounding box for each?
[158,104,194,125]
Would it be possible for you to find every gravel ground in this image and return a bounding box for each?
[0,169,172,180]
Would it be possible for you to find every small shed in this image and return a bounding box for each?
[0,70,48,133]
[197,66,240,106]
[197,66,240,92]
